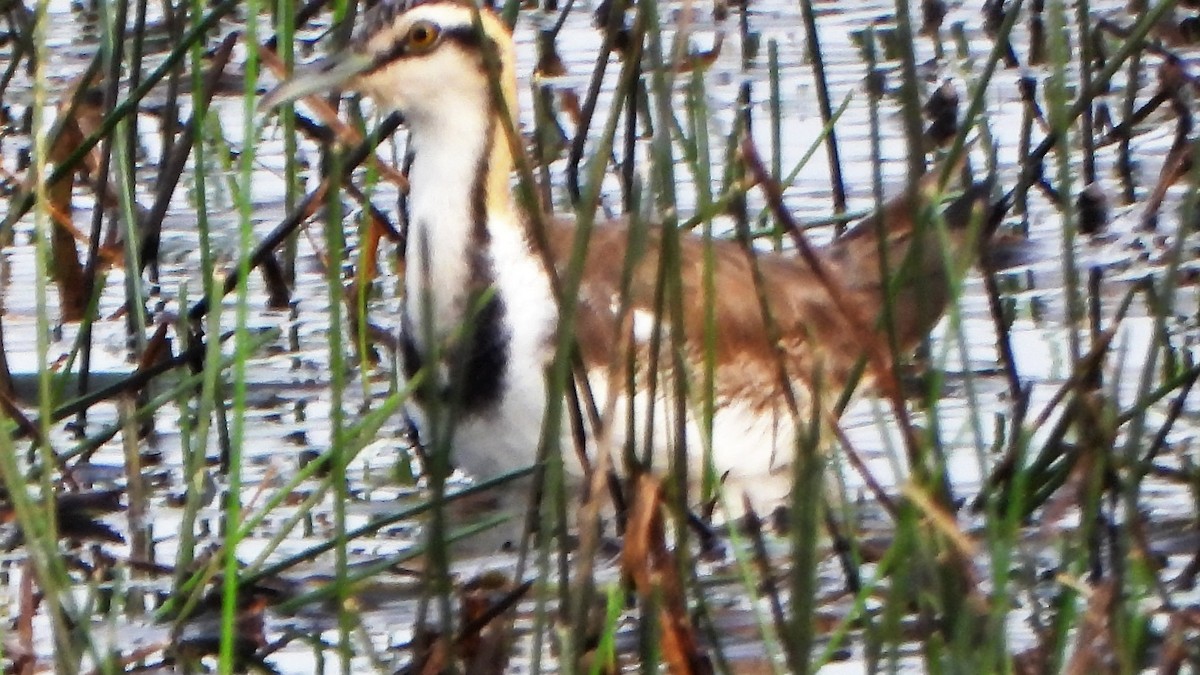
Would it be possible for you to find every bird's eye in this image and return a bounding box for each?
[407,21,440,50]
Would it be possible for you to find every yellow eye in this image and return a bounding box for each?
[407,21,440,50]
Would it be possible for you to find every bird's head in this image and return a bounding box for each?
[261,0,519,132]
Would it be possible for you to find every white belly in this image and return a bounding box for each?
[427,367,802,491]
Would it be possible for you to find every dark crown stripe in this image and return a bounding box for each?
[365,25,485,75]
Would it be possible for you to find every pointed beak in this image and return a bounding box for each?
[258,51,376,112]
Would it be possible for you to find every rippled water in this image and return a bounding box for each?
[2,0,1199,671]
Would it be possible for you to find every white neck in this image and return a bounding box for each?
[404,94,494,340]
[400,85,559,426]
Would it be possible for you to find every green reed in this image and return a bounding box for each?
[5,0,1200,671]
[216,0,259,661]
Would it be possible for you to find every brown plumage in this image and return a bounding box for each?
[261,1,1013,484]
[552,186,999,419]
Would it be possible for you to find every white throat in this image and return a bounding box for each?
[403,95,493,341]
[396,81,560,478]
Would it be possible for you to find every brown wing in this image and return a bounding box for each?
[546,183,1005,410]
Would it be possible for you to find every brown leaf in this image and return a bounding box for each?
[42,78,119,322]
[674,33,723,73]
[456,572,527,674]
[1064,581,1118,675]
[408,625,448,675]
[621,475,712,675]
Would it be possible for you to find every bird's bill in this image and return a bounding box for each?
[258,52,375,112]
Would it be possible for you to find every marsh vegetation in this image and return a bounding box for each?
[1,0,1199,672]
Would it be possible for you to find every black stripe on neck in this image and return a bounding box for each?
[401,117,510,417]
[451,115,509,414]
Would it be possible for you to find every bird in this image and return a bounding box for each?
[260,0,1013,490]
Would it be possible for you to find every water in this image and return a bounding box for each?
[2,0,1199,671]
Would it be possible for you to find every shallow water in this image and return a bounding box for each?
[2,0,1200,671]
